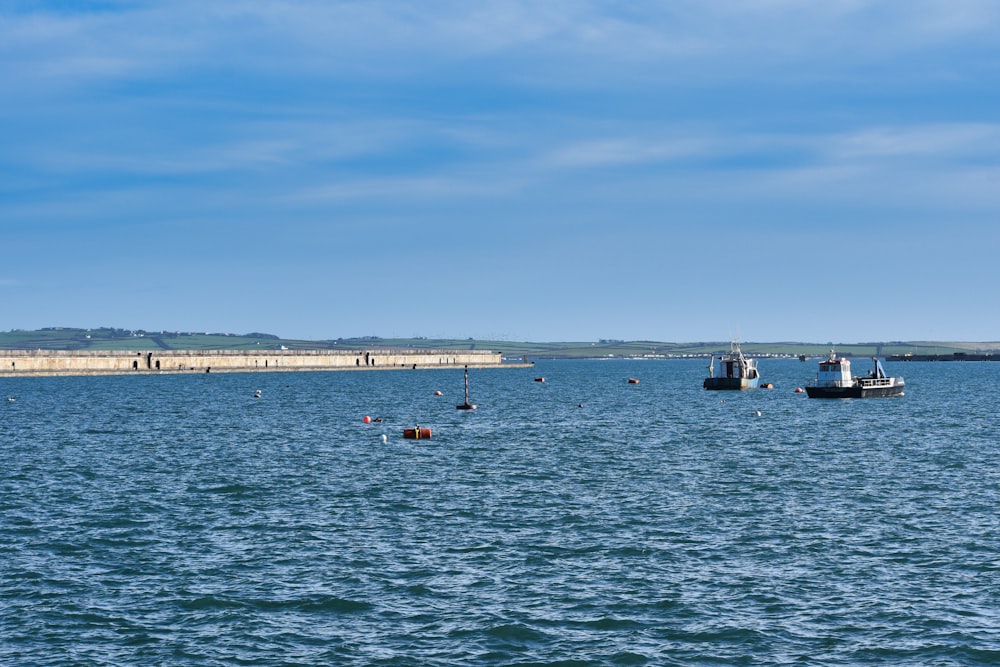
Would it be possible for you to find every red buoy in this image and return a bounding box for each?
[363,415,372,424]
[794,387,804,393]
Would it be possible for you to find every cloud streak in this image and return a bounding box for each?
[6,1,1000,90]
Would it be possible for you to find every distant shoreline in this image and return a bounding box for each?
[1,328,997,361]
[886,353,998,362]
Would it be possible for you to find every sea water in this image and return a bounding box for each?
[1,359,998,665]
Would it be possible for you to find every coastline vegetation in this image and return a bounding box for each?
[1,327,996,359]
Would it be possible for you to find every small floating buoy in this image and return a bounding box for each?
[627,378,639,384]
[363,415,372,424]
[253,389,261,398]
[433,390,443,396]
[380,434,387,444]
[753,410,761,417]
[6,396,15,402]
[794,387,804,393]
[761,383,773,389]
[534,377,545,383]
[403,426,431,440]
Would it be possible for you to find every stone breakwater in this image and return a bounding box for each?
[0,349,525,377]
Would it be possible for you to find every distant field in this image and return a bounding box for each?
[1,328,996,359]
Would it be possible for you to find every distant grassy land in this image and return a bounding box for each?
[1,327,996,359]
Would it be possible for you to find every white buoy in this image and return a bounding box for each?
[380,434,388,444]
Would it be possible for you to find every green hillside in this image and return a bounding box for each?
[1,327,996,359]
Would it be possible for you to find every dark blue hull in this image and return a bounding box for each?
[805,383,904,398]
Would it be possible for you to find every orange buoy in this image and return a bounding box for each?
[761,383,773,389]
[402,427,432,440]
[363,415,372,424]
[794,387,804,393]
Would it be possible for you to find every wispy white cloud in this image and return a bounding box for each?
[539,137,715,169]
[3,1,1000,340]
[12,113,491,179]
[284,173,526,204]
[25,140,296,176]
[5,0,1000,93]
[534,121,1000,169]
[824,124,1000,162]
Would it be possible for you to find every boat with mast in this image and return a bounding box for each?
[703,340,760,390]
[805,351,905,398]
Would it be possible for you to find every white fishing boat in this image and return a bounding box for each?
[704,341,760,390]
[805,351,905,398]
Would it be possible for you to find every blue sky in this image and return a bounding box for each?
[2,1,999,343]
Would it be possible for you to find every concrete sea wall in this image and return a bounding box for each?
[0,349,521,377]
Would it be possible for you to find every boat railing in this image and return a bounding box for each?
[858,376,895,388]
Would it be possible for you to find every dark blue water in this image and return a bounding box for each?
[2,359,998,665]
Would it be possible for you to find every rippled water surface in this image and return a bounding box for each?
[2,359,998,665]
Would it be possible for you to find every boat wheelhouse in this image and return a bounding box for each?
[805,351,905,398]
[703,341,760,390]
